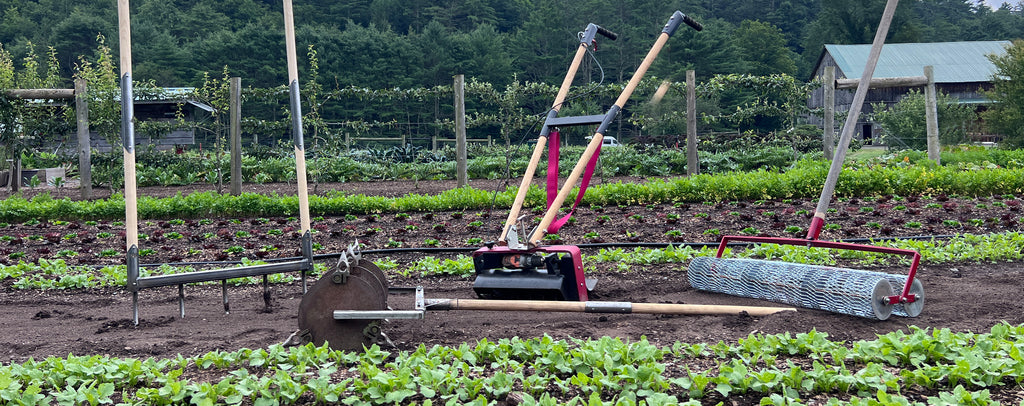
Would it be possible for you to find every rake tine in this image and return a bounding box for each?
[178,284,185,318]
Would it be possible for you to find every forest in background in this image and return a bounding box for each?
[0,0,1022,90]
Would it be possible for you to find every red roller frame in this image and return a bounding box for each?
[712,233,921,307]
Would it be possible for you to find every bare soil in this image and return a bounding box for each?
[0,178,1023,374]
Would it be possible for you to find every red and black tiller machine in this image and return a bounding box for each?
[297,11,797,352]
[472,11,703,301]
[687,0,923,320]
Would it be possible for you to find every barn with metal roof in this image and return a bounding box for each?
[808,40,1010,145]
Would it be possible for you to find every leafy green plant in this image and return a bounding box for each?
[55,249,78,258]
[740,227,760,235]
[96,249,119,257]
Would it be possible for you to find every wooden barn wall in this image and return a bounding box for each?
[805,51,993,144]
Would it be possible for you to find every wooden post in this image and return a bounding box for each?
[75,79,91,199]
[924,65,940,164]
[823,66,836,160]
[454,74,467,187]
[835,76,928,89]
[3,89,76,98]
[229,77,242,196]
[686,70,698,176]
[117,0,139,254]
[11,159,20,193]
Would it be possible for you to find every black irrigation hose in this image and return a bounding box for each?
[131,233,974,271]
[137,234,961,268]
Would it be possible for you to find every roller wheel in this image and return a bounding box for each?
[895,278,925,318]
[870,278,895,321]
[298,260,388,351]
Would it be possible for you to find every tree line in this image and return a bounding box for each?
[0,0,1021,90]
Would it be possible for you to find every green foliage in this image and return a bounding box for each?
[0,43,71,180]
[2,324,1024,404]
[12,151,1024,222]
[872,89,976,150]
[983,39,1024,148]
[73,34,121,151]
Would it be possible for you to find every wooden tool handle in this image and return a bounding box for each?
[500,42,590,242]
[426,298,796,316]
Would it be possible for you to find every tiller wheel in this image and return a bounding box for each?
[297,247,389,350]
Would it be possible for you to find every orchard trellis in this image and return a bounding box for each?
[235,74,815,153]
[119,0,316,323]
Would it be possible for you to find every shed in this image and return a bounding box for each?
[807,40,1010,144]
[78,88,214,153]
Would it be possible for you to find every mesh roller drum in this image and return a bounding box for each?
[688,257,897,320]
[787,264,923,317]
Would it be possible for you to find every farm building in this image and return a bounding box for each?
[807,40,1010,145]
[80,88,214,153]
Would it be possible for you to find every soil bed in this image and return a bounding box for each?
[1,178,1023,374]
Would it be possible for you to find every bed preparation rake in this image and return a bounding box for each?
[687,0,923,321]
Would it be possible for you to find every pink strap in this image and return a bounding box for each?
[547,143,602,234]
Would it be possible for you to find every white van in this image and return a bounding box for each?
[586,136,622,148]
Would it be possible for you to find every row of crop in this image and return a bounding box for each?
[29,142,1024,189]
[51,144,802,189]
[3,232,1023,290]
[6,160,1024,223]
[2,324,1021,405]
[92,145,1024,188]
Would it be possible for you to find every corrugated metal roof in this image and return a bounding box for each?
[825,40,1010,83]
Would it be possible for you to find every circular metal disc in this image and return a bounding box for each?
[871,278,895,321]
[897,278,925,318]
[352,259,388,293]
[298,264,387,351]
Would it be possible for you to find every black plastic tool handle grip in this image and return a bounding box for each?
[682,14,703,31]
[663,11,703,36]
[596,25,618,40]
